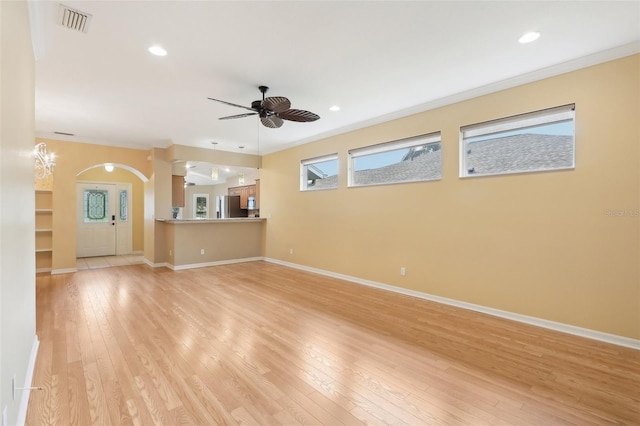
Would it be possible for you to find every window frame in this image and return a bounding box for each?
[459,104,576,178]
[348,132,442,188]
[300,153,339,191]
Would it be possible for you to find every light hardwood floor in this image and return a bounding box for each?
[27,261,639,425]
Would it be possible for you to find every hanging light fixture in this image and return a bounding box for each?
[256,119,260,160]
[211,142,219,180]
[238,146,245,184]
[34,142,56,178]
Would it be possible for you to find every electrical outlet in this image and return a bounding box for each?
[289,248,293,255]
[400,267,406,276]
[200,249,205,255]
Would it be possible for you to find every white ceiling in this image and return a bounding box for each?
[30,1,640,156]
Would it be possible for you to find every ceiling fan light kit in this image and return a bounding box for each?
[208,86,320,129]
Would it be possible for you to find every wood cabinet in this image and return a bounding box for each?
[228,184,256,209]
[35,190,53,273]
[172,175,185,207]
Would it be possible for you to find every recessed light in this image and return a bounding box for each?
[519,31,541,44]
[329,105,341,112]
[148,45,167,56]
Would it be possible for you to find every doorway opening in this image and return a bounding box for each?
[76,163,147,259]
[76,182,133,257]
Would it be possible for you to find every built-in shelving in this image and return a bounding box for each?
[35,190,53,273]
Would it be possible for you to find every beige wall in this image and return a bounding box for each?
[36,138,152,270]
[261,55,640,339]
[167,221,263,266]
[77,167,145,252]
[151,148,172,264]
[0,1,37,424]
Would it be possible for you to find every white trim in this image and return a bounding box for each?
[168,257,264,271]
[75,164,148,182]
[35,267,52,273]
[263,257,640,351]
[16,336,40,426]
[461,104,574,139]
[301,153,338,166]
[51,267,78,275]
[349,133,441,158]
[144,259,169,268]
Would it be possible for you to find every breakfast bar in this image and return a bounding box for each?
[157,218,265,270]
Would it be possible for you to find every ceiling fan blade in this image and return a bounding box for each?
[207,97,257,113]
[261,116,283,128]
[262,96,291,113]
[219,112,258,120]
[278,109,320,122]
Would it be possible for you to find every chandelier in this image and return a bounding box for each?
[34,142,56,178]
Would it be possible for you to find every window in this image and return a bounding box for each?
[300,154,338,191]
[460,104,575,177]
[119,190,128,222]
[84,189,109,222]
[193,194,209,219]
[348,133,441,187]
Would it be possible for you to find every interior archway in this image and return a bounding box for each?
[75,163,148,268]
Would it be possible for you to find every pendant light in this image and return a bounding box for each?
[211,142,219,180]
[238,146,245,184]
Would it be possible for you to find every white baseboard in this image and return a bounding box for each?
[264,257,640,351]
[51,267,77,275]
[17,336,40,426]
[144,258,169,268]
[168,257,264,271]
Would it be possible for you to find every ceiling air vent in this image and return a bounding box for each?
[57,4,92,33]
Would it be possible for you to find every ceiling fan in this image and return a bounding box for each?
[208,86,320,129]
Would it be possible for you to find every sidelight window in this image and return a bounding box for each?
[119,190,128,222]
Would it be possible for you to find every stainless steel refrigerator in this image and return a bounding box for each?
[215,195,246,218]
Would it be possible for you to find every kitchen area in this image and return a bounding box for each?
[156,149,266,270]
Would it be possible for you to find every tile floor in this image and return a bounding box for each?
[76,254,145,270]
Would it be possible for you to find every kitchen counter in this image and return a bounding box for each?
[157,217,265,223]
[156,218,264,269]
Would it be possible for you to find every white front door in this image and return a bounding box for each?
[77,183,116,257]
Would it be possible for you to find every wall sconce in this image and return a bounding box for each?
[238,173,245,185]
[104,163,114,172]
[34,142,56,178]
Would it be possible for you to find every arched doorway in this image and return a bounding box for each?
[75,163,148,268]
